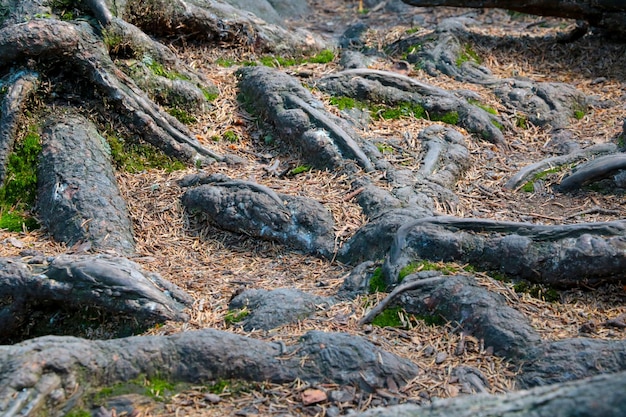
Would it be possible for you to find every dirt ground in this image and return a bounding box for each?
[2,1,626,416]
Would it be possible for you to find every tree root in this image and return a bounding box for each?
[37,112,136,254]
[505,142,617,190]
[237,66,375,172]
[387,273,626,388]
[181,174,336,258]
[0,329,418,416]
[0,19,222,164]
[122,0,325,53]
[0,254,191,342]
[385,215,626,287]
[0,70,40,184]
[558,153,626,191]
[357,370,626,417]
[317,68,507,146]
[401,0,626,36]
[359,275,445,326]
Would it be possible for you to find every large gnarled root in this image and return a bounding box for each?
[384,215,626,287]
[237,66,375,172]
[38,112,136,255]
[0,70,40,184]
[0,19,222,164]
[0,329,418,416]
[0,255,191,342]
[317,68,507,146]
[120,0,325,53]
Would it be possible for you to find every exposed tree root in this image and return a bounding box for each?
[0,70,39,183]
[0,19,222,164]
[0,329,418,416]
[385,215,626,287]
[558,153,626,191]
[386,274,626,387]
[0,254,191,342]
[358,370,626,417]
[37,113,136,254]
[181,173,336,258]
[317,68,507,146]
[121,0,324,53]
[237,66,375,172]
[401,0,626,36]
[505,143,617,190]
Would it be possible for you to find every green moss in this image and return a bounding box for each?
[222,130,239,143]
[521,181,535,193]
[258,49,335,68]
[431,111,459,125]
[329,96,363,111]
[491,119,504,131]
[515,115,529,129]
[376,143,394,154]
[259,55,298,67]
[513,281,560,302]
[94,375,178,404]
[216,58,236,67]
[66,409,92,417]
[143,56,189,81]
[167,107,197,125]
[102,29,124,53]
[572,102,587,120]
[224,308,249,325]
[307,49,335,64]
[371,306,404,328]
[0,128,42,232]
[369,267,387,293]
[468,99,498,115]
[372,102,426,120]
[290,165,312,175]
[201,87,218,102]
[520,166,568,192]
[401,44,422,60]
[398,260,459,281]
[456,44,482,67]
[107,135,186,173]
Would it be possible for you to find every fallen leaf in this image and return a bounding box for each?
[301,388,327,405]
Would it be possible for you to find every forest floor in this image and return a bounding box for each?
[3,1,626,416]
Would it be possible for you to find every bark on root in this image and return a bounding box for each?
[120,0,325,53]
[0,254,191,342]
[181,173,336,258]
[317,69,507,146]
[401,0,626,36]
[368,273,626,388]
[237,66,375,172]
[357,370,626,417]
[0,329,418,416]
[385,216,626,287]
[0,19,222,164]
[37,112,136,255]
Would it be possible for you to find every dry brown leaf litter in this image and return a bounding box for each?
[1,3,626,416]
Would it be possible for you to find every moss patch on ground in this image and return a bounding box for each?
[107,134,186,173]
[0,127,42,232]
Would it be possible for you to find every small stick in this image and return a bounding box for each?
[359,276,445,325]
